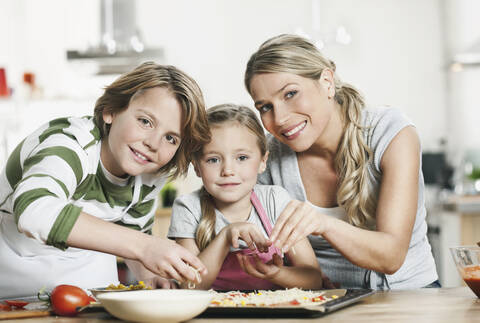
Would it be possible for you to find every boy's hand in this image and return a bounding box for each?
[140,236,207,284]
[143,276,179,289]
[223,222,271,253]
[236,253,283,280]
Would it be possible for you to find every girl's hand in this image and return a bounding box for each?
[140,236,207,284]
[223,222,271,253]
[237,253,284,280]
[270,200,331,252]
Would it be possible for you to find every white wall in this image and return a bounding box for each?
[443,0,480,167]
[1,0,448,191]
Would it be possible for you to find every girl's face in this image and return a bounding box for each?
[194,122,268,208]
[249,71,336,152]
[101,87,183,177]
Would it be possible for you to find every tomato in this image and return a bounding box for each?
[0,303,12,311]
[50,285,91,316]
[4,300,29,309]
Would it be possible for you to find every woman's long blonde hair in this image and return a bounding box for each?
[194,104,268,250]
[245,34,376,229]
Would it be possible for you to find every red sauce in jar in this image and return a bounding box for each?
[462,265,480,298]
[464,278,480,298]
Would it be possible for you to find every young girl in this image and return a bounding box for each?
[0,62,209,298]
[168,104,323,290]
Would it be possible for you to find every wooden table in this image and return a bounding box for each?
[2,287,478,323]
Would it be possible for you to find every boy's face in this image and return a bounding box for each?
[194,122,268,209]
[101,87,183,177]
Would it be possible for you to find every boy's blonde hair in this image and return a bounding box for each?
[245,34,376,229]
[195,104,267,251]
[94,62,210,179]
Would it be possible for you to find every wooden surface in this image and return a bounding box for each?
[2,287,478,323]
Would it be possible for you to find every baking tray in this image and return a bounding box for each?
[199,288,375,318]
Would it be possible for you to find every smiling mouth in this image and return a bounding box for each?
[130,147,152,163]
[282,121,307,138]
[218,183,240,187]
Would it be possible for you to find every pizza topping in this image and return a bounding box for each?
[210,288,333,307]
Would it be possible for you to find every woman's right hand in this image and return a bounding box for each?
[140,236,207,284]
[222,222,271,253]
[270,200,331,253]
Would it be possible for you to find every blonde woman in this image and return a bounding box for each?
[244,34,439,289]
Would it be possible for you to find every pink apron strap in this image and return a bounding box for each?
[250,190,274,236]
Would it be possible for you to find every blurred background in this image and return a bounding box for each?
[1,0,479,287]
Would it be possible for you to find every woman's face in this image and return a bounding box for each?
[249,71,336,152]
[101,87,183,177]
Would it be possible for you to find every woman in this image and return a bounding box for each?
[244,34,438,289]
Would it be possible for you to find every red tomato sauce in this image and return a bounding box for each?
[462,265,480,298]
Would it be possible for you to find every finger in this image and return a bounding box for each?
[282,226,303,253]
[156,277,171,289]
[236,253,247,272]
[274,215,302,251]
[240,232,255,251]
[251,254,270,275]
[231,230,240,249]
[270,201,298,242]
[172,259,200,283]
[181,251,207,276]
[283,216,317,251]
[164,265,184,283]
[272,253,283,267]
[242,255,264,278]
[250,230,268,252]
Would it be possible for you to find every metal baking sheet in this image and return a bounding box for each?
[200,288,375,318]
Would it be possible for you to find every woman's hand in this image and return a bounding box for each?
[223,222,271,253]
[140,236,207,285]
[237,253,284,280]
[270,200,331,252]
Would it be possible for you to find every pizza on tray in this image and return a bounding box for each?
[210,288,338,307]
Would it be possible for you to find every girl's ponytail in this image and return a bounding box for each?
[195,187,217,251]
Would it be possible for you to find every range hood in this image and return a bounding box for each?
[452,40,480,67]
[67,0,163,74]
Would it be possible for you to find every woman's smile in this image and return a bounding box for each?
[282,120,307,139]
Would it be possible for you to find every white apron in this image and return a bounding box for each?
[0,215,118,298]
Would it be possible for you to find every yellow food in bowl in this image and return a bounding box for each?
[106,281,152,291]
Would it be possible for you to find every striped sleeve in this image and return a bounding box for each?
[11,128,90,250]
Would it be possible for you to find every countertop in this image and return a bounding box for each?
[3,287,478,323]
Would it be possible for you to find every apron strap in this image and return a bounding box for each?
[250,190,273,236]
[250,189,282,256]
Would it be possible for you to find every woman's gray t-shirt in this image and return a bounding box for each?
[257,107,438,289]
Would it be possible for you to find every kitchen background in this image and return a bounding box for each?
[1,0,479,287]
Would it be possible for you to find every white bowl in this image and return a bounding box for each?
[97,289,214,323]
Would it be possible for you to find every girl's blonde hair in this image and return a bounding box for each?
[94,61,210,179]
[195,104,267,250]
[245,34,376,229]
